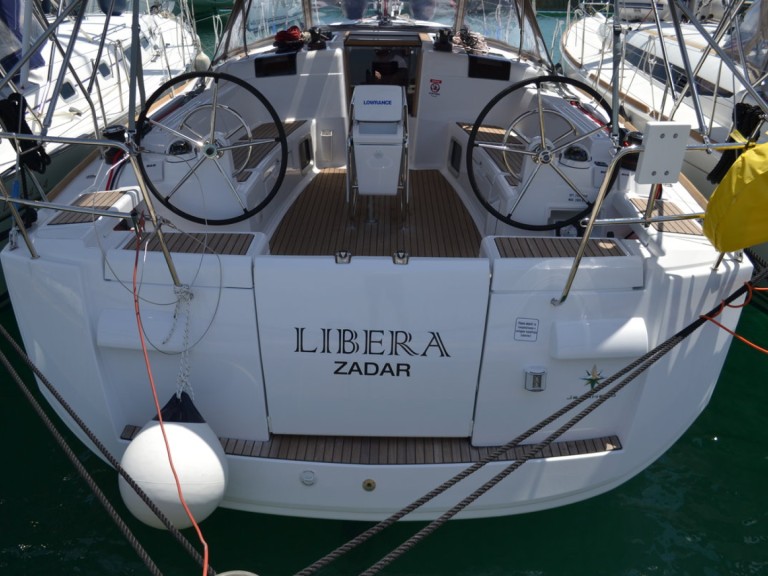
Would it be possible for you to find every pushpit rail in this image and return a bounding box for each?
[551,138,754,306]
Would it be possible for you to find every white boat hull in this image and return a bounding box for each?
[1,0,755,522]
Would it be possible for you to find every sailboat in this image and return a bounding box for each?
[0,0,763,527]
[0,0,206,282]
[559,0,768,194]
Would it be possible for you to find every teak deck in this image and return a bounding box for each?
[120,425,622,464]
[270,168,482,257]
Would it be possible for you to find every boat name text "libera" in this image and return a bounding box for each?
[294,328,451,377]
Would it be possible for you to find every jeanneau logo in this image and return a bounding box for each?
[294,327,450,377]
[567,364,615,400]
[363,99,392,105]
[582,364,603,390]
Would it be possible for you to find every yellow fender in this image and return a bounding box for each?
[704,142,768,252]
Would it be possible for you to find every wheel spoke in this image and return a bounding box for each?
[477,140,537,157]
[147,117,203,149]
[549,162,590,203]
[550,124,577,146]
[164,153,207,201]
[208,76,220,143]
[211,157,248,212]
[551,124,609,155]
[216,137,277,153]
[181,124,205,141]
[536,85,546,144]
[506,161,542,218]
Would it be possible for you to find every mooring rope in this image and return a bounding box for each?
[0,323,216,576]
[298,263,768,576]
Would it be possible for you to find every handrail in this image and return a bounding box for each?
[582,211,705,228]
[0,133,183,287]
[0,196,134,220]
[551,145,637,307]
[551,138,753,307]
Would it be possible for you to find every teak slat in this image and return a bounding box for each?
[495,236,626,258]
[630,198,703,235]
[120,426,621,465]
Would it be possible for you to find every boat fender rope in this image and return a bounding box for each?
[132,236,211,575]
[170,284,195,398]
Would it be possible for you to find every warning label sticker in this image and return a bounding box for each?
[514,317,539,342]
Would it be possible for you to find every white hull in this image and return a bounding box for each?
[1,0,755,523]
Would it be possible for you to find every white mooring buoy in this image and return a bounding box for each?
[118,393,228,529]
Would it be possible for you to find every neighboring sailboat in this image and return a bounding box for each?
[0,0,206,288]
[559,0,768,193]
[0,0,764,527]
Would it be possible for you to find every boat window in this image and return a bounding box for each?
[60,81,77,100]
[314,0,456,24]
[461,0,548,62]
[254,52,298,77]
[468,54,511,81]
[215,0,548,66]
[215,0,305,60]
[64,0,136,16]
[0,1,47,73]
[97,61,112,78]
[728,0,768,86]
[346,46,414,86]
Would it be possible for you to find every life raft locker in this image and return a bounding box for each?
[703,141,768,253]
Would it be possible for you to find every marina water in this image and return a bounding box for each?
[2,11,768,576]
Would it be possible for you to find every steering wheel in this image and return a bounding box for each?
[135,71,288,225]
[466,75,613,231]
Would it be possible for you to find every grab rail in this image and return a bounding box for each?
[551,145,637,306]
[551,139,753,306]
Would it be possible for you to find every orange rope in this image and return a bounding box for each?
[132,223,210,576]
[701,282,768,355]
